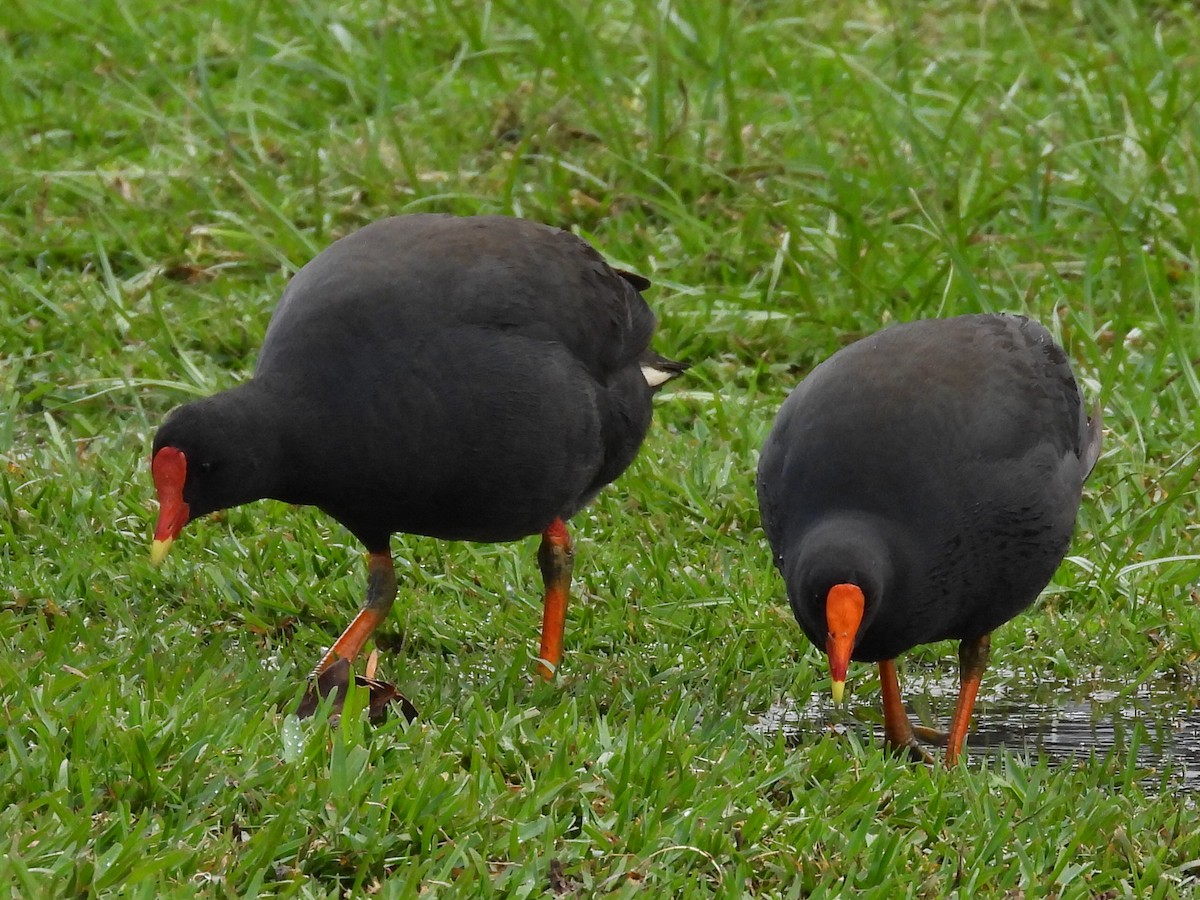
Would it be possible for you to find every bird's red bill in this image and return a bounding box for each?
[825,582,865,687]
[151,446,190,542]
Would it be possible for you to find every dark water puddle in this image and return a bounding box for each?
[755,673,1200,791]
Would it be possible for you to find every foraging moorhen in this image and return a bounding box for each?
[150,214,685,707]
[757,314,1101,764]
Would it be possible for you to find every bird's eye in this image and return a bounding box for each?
[197,461,216,474]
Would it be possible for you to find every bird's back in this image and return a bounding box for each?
[247,215,667,548]
[257,215,656,383]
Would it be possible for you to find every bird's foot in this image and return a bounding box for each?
[295,656,418,724]
[884,732,938,766]
[911,724,950,747]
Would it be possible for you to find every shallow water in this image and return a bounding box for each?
[755,672,1200,790]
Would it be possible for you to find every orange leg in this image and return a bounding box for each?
[878,659,935,765]
[535,518,574,680]
[945,634,991,766]
[311,551,397,677]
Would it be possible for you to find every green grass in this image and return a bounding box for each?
[3,0,1200,895]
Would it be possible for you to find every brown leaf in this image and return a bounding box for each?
[294,657,418,724]
[162,262,215,283]
[548,858,580,896]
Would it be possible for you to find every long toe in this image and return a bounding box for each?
[885,733,937,766]
[911,725,950,747]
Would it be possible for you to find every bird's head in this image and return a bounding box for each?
[150,392,274,564]
[787,518,892,704]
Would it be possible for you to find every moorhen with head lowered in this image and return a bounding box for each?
[151,214,685,709]
[757,313,1101,764]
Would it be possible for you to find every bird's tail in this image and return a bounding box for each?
[639,351,690,390]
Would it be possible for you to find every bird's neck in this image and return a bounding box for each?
[242,375,358,507]
[204,379,290,502]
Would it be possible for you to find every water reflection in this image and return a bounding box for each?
[755,673,1200,790]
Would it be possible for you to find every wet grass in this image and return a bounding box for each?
[3,0,1200,895]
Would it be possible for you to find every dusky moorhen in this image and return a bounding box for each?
[151,214,685,706]
[757,313,1101,763]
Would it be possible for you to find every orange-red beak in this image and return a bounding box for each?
[825,583,865,703]
[151,446,189,565]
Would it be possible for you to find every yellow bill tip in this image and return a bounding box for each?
[831,679,846,705]
[150,538,173,566]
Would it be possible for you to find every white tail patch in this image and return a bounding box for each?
[641,364,676,387]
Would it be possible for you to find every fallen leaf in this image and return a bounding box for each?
[295,658,418,724]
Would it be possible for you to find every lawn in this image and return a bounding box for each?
[2,0,1199,895]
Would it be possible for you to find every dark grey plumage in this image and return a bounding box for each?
[153,214,685,550]
[757,313,1101,662]
[151,214,687,697]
